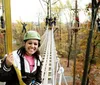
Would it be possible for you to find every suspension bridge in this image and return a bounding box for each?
[40,28,68,85]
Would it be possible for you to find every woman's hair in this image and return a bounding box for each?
[24,40,41,47]
[17,40,41,60]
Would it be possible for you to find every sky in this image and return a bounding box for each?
[11,0,45,23]
[0,0,91,23]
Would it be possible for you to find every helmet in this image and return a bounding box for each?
[24,31,40,41]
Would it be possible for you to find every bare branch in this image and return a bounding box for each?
[52,0,58,5]
[42,0,48,3]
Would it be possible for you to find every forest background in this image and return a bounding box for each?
[0,0,100,85]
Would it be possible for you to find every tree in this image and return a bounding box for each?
[67,30,73,67]
[81,0,100,85]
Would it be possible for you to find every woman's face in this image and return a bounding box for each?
[25,39,39,56]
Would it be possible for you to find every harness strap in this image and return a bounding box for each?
[19,56,27,80]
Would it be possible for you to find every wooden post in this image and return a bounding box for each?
[4,0,12,54]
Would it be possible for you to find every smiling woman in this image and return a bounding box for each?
[0,30,42,85]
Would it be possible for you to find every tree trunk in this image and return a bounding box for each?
[81,1,99,85]
[67,30,73,67]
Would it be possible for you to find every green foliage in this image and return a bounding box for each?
[66,0,72,9]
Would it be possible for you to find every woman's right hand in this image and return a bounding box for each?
[6,53,14,67]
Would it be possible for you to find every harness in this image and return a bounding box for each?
[19,55,38,85]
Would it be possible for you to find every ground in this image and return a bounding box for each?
[59,57,100,85]
[59,57,73,85]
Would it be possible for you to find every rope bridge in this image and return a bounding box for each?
[40,28,68,85]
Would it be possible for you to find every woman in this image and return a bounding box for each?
[0,30,42,85]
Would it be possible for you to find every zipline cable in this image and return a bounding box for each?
[39,0,46,14]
